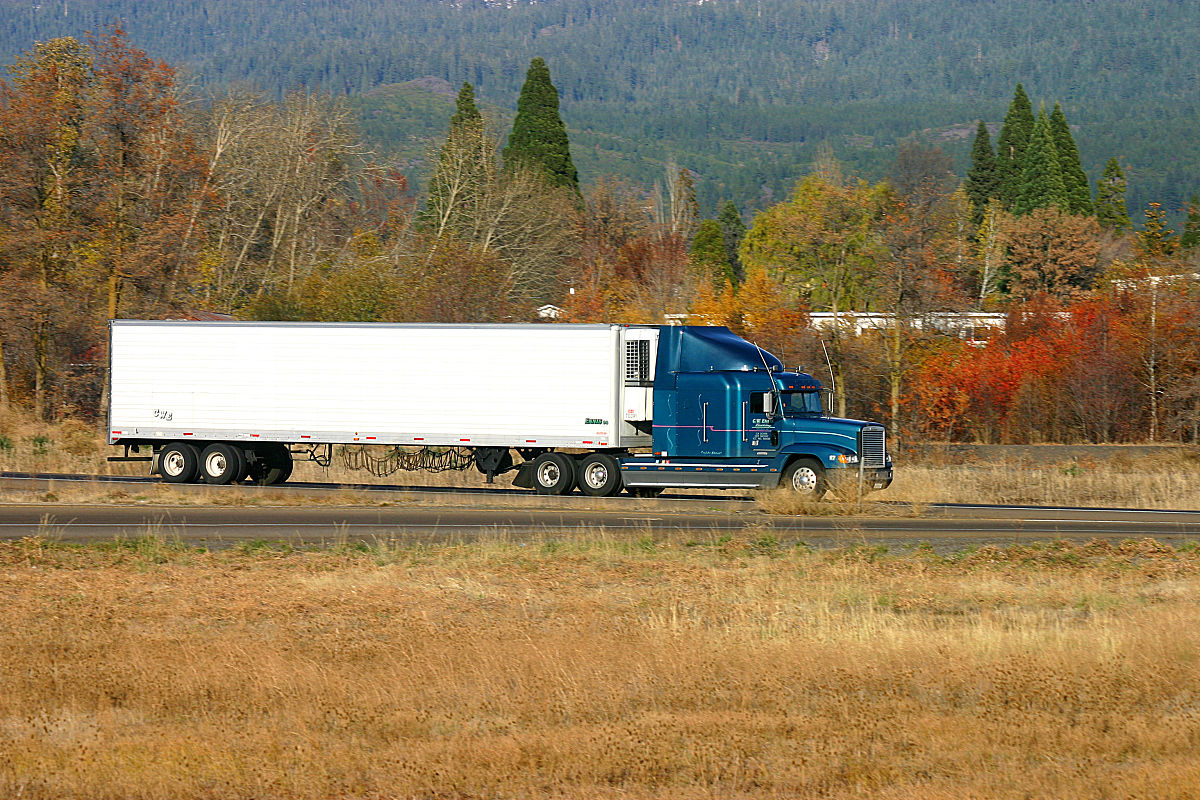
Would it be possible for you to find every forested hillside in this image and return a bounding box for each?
[2,0,1197,215]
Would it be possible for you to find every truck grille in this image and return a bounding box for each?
[859,426,886,468]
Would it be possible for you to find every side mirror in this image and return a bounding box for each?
[762,392,775,415]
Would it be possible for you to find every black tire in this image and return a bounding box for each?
[531,452,576,495]
[626,486,664,498]
[782,457,826,498]
[577,453,623,497]
[159,442,200,484]
[200,443,247,485]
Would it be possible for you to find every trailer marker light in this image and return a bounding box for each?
[414,437,424,441]
[366,436,376,440]
[251,434,260,438]
[460,438,471,442]
[113,431,122,435]
[583,441,593,445]
[301,435,311,439]
[183,432,193,436]
[526,440,537,443]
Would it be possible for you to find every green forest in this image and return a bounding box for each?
[2,0,1198,216]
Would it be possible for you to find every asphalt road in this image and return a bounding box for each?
[3,501,1199,553]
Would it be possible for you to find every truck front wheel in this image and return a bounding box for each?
[531,452,576,495]
[577,453,622,497]
[782,458,826,498]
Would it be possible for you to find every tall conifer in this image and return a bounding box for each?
[423,81,489,230]
[964,120,998,224]
[1013,108,1067,216]
[717,200,747,283]
[502,57,578,190]
[1094,157,1132,234]
[1182,194,1200,251]
[995,83,1035,210]
[1049,102,1092,216]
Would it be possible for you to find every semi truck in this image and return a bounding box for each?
[107,321,893,497]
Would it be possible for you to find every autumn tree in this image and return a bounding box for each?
[0,37,94,417]
[741,166,887,415]
[0,28,204,417]
[741,169,886,316]
[1005,207,1102,300]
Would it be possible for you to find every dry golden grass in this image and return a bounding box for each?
[2,532,1200,799]
[880,452,1200,509]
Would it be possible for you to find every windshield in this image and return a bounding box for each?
[781,391,824,416]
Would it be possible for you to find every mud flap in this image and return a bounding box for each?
[512,462,536,489]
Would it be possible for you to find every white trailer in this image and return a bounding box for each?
[108,321,657,488]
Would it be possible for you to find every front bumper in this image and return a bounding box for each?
[829,465,893,492]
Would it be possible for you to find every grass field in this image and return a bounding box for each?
[2,532,1199,799]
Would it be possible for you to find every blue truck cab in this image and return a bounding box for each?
[616,326,893,496]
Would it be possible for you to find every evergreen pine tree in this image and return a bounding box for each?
[964,120,998,224]
[1095,157,1132,234]
[1181,194,1200,251]
[690,219,734,286]
[1049,102,1092,216]
[717,200,747,283]
[422,81,490,231]
[502,57,578,190]
[449,80,480,128]
[995,83,1035,210]
[1137,202,1177,257]
[1013,108,1067,216]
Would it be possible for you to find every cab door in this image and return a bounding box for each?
[741,389,779,457]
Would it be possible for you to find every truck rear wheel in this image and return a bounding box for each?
[200,443,247,485]
[159,442,200,484]
[531,452,576,495]
[782,457,826,498]
[577,453,622,497]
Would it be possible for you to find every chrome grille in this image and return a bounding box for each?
[859,426,886,468]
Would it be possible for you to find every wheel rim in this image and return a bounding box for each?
[584,462,608,489]
[791,466,819,493]
[163,451,186,477]
[536,461,560,487]
[206,452,228,477]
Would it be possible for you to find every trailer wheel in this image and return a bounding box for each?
[577,453,623,497]
[531,452,576,495]
[200,443,247,485]
[782,458,826,498]
[159,442,200,484]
